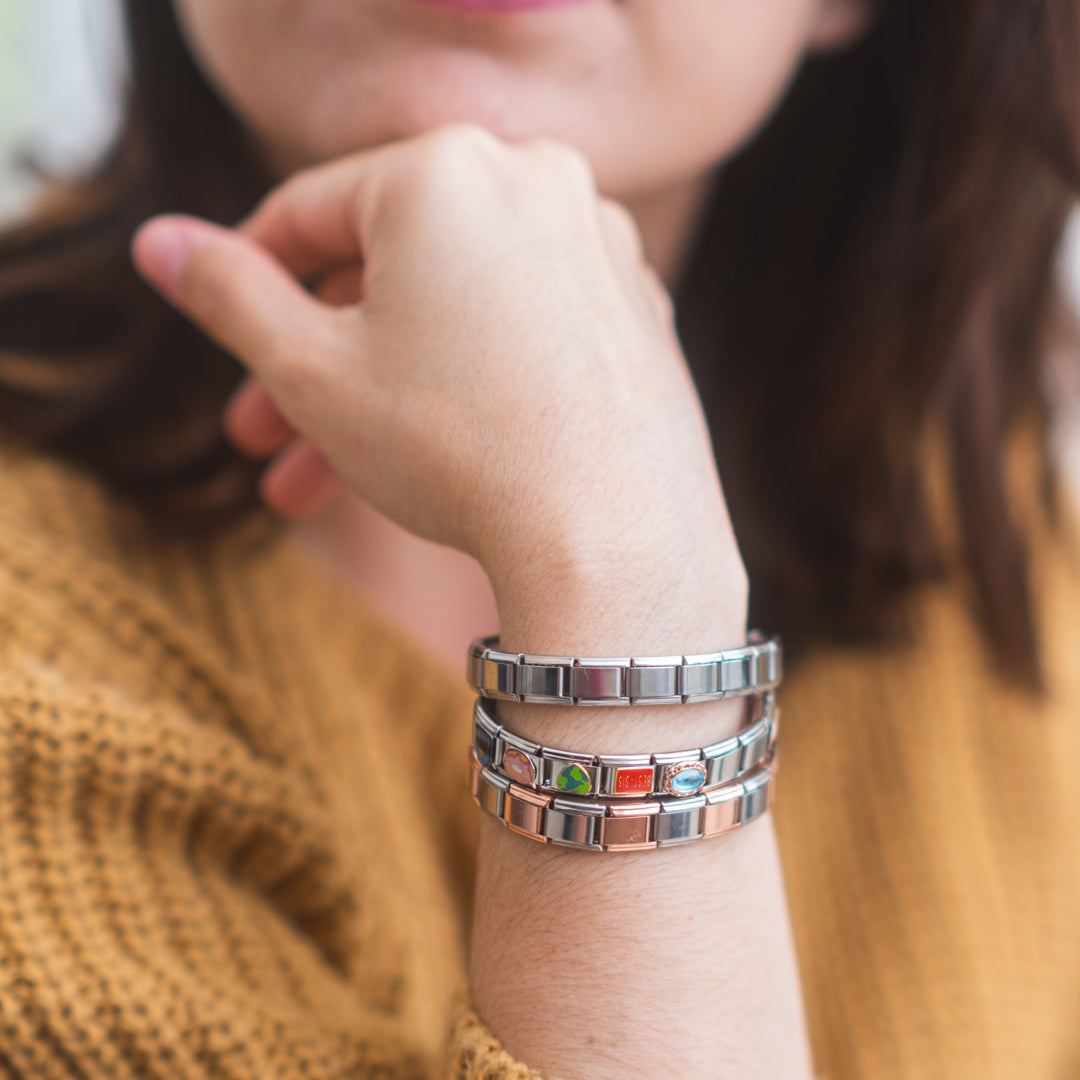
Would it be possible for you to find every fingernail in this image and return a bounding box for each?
[133,220,197,291]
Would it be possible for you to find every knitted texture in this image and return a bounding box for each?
[443,1002,543,1080]
[0,436,1079,1078]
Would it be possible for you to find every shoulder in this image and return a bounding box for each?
[0,440,483,1078]
[773,455,1080,1078]
[0,435,476,788]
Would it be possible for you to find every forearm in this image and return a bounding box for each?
[470,545,814,1079]
[131,126,814,1079]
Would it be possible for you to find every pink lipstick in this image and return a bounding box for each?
[411,0,596,13]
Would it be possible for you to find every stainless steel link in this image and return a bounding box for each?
[473,692,778,799]
[468,746,778,852]
[466,630,781,706]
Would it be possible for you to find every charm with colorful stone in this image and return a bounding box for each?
[474,728,495,768]
[556,762,593,795]
[613,766,654,796]
[663,760,708,797]
[502,748,536,785]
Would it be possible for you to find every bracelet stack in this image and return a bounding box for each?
[465,632,782,853]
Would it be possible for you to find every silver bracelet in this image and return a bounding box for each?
[466,631,781,706]
[469,745,777,852]
[474,692,777,798]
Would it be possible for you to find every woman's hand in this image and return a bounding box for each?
[132,126,811,1079]
[132,123,745,632]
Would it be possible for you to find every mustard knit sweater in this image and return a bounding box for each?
[1,435,1079,1080]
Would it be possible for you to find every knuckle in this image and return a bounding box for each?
[423,122,504,168]
[276,162,321,204]
[527,138,595,191]
[265,354,312,405]
[254,163,321,226]
[640,264,676,323]
[650,279,676,323]
[261,326,335,407]
[599,198,645,258]
[600,199,639,239]
[403,123,514,213]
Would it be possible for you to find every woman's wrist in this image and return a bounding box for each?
[468,553,804,1078]
[483,519,751,750]
[485,510,747,648]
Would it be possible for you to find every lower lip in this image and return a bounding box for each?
[411,0,595,12]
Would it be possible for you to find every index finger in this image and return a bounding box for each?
[239,144,395,280]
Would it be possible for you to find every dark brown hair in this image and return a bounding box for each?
[0,0,1077,687]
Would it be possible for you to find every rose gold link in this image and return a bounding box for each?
[766,750,780,810]
[469,747,481,799]
[600,801,660,851]
[768,704,781,752]
[467,719,782,851]
[503,783,551,838]
[701,784,743,838]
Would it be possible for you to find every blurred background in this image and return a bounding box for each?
[0,0,122,221]
[2,0,1079,484]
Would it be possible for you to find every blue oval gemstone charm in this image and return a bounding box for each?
[665,763,707,797]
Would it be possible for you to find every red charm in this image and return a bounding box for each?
[614,766,654,795]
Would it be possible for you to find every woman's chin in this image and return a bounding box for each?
[263,70,606,178]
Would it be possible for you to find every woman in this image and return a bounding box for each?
[0,0,1077,1076]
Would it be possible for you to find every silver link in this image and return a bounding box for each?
[702,736,743,787]
[719,655,745,695]
[738,716,772,773]
[472,698,503,768]
[544,798,605,849]
[626,657,683,705]
[767,647,781,686]
[501,729,542,758]
[476,767,509,819]
[479,649,520,701]
[740,768,772,821]
[465,652,483,696]
[682,652,724,701]
[656,794,707,846]
[518,654,573,703]
[572,659,630,705]
[467,634,781,705]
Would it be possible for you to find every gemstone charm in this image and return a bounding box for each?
[663,761,707,797]
[502,748,536,785]
[556,762,593,795]
[474,728,495,768]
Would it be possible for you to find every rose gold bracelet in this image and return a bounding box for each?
[468,744,777,852]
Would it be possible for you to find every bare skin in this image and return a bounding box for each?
[134,2,872,1074]
[283,168,715,670]
[134,126,809,1078]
